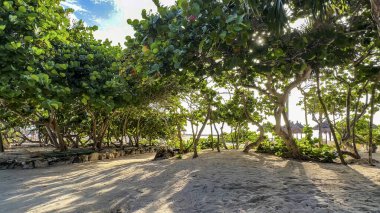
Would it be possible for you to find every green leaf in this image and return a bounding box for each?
[3,1,13,10]
[142,9,147,19]
[55,63,68,70]
[178,0,189,10]
[0,25,6,31]
[27,66,34,72]
[226,14,237,23]
[191,2,200,15]
[48,100,62,110]
[199,39,205,54]
[24,36,33,42]
[30,74,39,81]
[38,73,50,85]
[18,6,26,13]
[81,95,90,105]
[219,31,227,40]
[32,47,44,55]
[9,15,17,23]
[302,37,308,43]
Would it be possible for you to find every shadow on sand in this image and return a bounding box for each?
[0,151,379,213]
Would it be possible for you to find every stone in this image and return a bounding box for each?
[98,153,106,160]
[89,153,99,161]
[72,156,83,163]
[22,161,34,169]
[34,159,49,168]
[106,152,114,159]
[154,147,175,160]
[113,151,119,158]
[80,155,89,162]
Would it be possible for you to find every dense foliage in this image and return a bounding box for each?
[0,0,379,164]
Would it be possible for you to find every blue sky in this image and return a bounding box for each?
[63,0,115,26]
[61,0,176,45]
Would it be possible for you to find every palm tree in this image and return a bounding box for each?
[241,0,380,36]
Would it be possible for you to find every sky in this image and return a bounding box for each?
[61,0,176,45]
[61,0,379,135]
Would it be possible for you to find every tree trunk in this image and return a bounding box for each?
[231,129,235,149]
[243,122,265,153]
[134,135,139,148]
[345,86,352,139]
[210,121,214,151]
[213,123,221,152]
[193,111,210,158]
[220,123,228,150]
[273,104,300,158]
[127,135,133,146]
[318,125,323,146]
[177,125,184,154]
[352,93,362,159]
[304,93,308,126]
[135,118,140,148]
[0,132,4,153]
[316,70,346,165]
[44,125,59,148]
[370,0,380,37]
[282,108,301,157]
[369,83,376,165]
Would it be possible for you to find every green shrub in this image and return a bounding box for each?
[256,138,289,157]
[256,137,337,163]
[199,137,217,149]
[296,139,336,163]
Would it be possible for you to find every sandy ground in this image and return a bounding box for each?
[0,151,379,213]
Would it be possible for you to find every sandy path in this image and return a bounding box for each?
[0,151,379,213]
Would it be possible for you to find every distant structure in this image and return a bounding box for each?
[313,121,331,143]
[282,121,305,139]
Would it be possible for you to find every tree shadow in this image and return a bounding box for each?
[0,151,379,213]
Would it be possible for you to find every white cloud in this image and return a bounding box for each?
[61,0,88,12]
[93,0,176,45]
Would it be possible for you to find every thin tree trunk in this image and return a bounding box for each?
[316,70,346,165]
[220,123,228,150]
[213,123,221,152]
[243,122,265,153]
[44,125,59,148]
[236,125,241,150]
[127,135,133,146]
[230,129,234,149]
[352,91,362,159]
[369,83,376,165]
[304,94,308,126]
[210,120,214,151]
[121,116,128,146]
[177,125,184,154]
[0,132,4,153]
[370,0,380,37]
[318,123,323,146]
[193,110,210,158]
[345,86,352,139]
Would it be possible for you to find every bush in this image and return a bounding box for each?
[199,137,217,149]
[296,139,336,163]
[256,137,289,157]
[256,137,337,163]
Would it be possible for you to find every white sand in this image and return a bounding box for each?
[0,151,379,213]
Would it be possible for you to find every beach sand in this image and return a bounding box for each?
[0,150,379,213]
